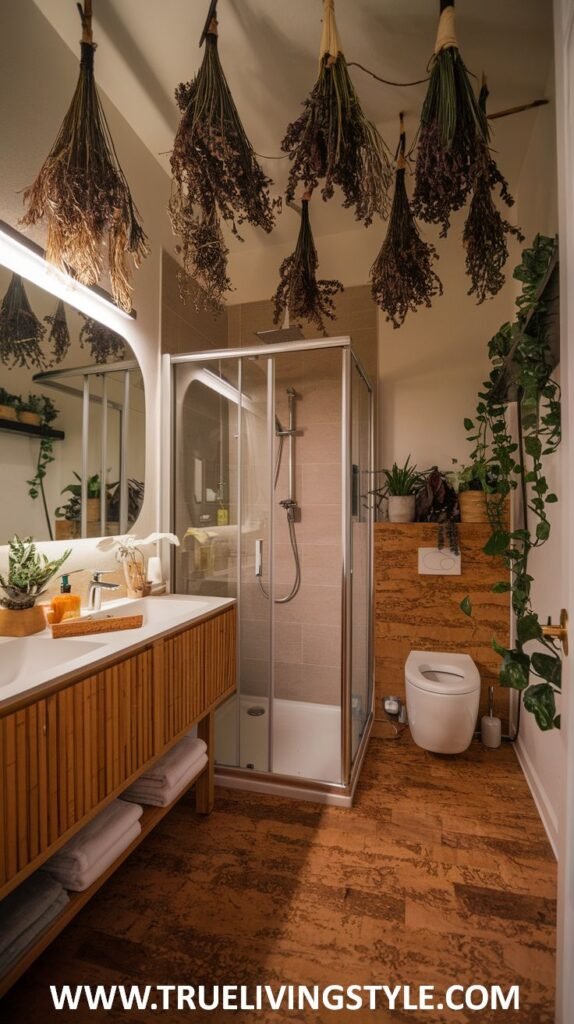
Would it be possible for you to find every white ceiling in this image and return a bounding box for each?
[33,0,554,248]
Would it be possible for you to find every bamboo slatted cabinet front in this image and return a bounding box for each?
[0,599,237,902]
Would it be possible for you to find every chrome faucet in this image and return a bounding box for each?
[88,571,119,612]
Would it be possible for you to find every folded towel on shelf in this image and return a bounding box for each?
[41,800,143,881]
[0,874,69,975]
[141,737,207,790]
[121,752,208,808]
[43,820,142,892]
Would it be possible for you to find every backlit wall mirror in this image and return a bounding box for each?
[0,233,145,544]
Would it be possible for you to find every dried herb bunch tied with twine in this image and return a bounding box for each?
[170,10,277,312]
[0,273,47,370]
[463,79,524,303]
[412,0,489,236]
[371,119,443,328]
[272,195,343,335]
[79,316,126,365]
[44,299,71,364]
[282,0,392,226]
[21,1,148,312]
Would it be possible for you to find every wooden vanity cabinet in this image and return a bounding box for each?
[0,604,236,901]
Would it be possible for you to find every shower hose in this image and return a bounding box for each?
[257,434,302,604]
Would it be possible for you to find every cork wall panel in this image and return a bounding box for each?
[374,522,511,731]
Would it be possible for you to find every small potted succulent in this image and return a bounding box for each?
[0,387,21,422]
[374,457,423,522]
[0,536,70,636]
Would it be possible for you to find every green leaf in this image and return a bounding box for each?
[524,436,542,458]
[464,418,474,431]
[536,520,551,542]
[517,613,543,643]
[492,581,512,593]
[460,596,473,617]
[500,654,529,690]
[523,683,557,731]
[492,638,509,658]
[483,532,510,556]
[545,493,558,503]
[531,652,562,687]
[554,715,561,729]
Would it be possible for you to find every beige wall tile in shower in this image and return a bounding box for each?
[239,659,270,698]
[274,621,303,664]
[302,623,342,668]
[298,420,341,464]
[274,661,302,700]
[297,505,342,545]
[274,584,341,627]
[296,664,341,706]
[301,463,341,505]
[301,543,342,586]
[241,619,272,662]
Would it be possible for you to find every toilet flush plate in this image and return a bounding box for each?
[418,548,461,575]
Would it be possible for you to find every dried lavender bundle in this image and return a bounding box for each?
[169,194,233,315]
[371,123,442,328]
[463,82,524,302]
[272,198,343,335]
[412,1,489,236]
[21,2,148,312]
[44,299,71,364]
[282,0,392,226]
[0,273,47,370]
[79,316,126,365]
[170,18,277,240]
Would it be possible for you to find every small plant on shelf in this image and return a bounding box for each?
[0,536,70,610]
[0,386,21,421]
[371,457,423,523]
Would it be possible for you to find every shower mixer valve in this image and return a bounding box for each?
[279,499,300,523]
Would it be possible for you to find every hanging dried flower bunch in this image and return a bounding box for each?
[371,118,443,328]
[44,299,71,364]
[0,273,47,370]
[272,195,343,335]
[463,80,524,303]
[412,0,489,236]
[21,1,148,312]
[79,316,126,365]
[169,6,277,311]
[171,198,233,316]
[282,0,392,226]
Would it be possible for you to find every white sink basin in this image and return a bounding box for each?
[92,596,212,628]
[0,637,106,690]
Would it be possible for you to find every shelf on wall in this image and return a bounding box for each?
[0,417,65,440]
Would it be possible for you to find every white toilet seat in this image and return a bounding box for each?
[405,651,480,696]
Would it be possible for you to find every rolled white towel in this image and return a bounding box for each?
[42,799,143,881]
[0,889,69,978]
[43,820,142,892]
[139,737,207,790]
[122,752,208,808]
[0,873,66,960]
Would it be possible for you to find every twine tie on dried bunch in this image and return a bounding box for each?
[169,0,278,314]
[21,0,148,312]
[272,193,343,335]
[282,0,392,226]
[370,116,442,328]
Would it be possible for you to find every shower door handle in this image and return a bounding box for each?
[255,539,263,577]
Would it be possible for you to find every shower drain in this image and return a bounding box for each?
[246,706,266,717]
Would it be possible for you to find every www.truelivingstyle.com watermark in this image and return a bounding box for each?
[50,983,520,1013]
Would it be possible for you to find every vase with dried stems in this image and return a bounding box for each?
[21,0,148,312]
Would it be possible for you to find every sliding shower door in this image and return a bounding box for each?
[350,356,373,763]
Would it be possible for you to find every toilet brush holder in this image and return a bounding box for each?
[481,686,501,749]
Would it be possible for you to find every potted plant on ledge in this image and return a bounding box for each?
[373,457,423,523]
[0,536,70,636]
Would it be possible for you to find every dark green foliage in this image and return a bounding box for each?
[79,316,126,364]
[44,300,71,364]
[272,199,343,335]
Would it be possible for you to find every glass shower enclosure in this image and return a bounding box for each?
[162,336,374,803]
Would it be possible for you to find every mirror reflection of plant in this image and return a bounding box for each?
[460,235,561,731]
[44,299,71,364]
[0,273,48,370]
[107,479,144,526]
[79,315,126,364]
[21,395,60,541]
[0,536,70,610]
[416,466,460,555]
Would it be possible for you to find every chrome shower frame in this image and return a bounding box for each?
[161,336,375,806]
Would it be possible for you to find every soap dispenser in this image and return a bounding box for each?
[49,572,82,624]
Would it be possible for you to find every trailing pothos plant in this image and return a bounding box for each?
[460,234,561,730]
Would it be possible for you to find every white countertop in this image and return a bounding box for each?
[0,594,236,711]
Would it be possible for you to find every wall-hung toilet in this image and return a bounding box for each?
[405,651,480,754]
